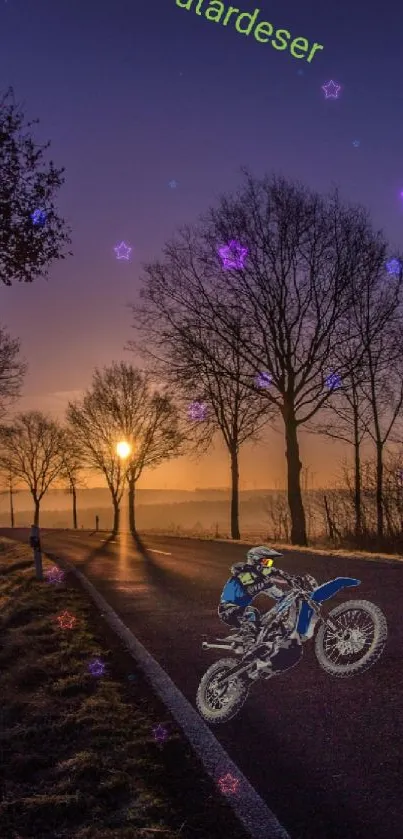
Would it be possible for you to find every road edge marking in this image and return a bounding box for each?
[46,551,292,839]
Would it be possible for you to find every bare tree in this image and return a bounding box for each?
[88,362,185,534]
[127,310,276,539]
[66,389,126,534]
[129,170,394,544]
[0,411,65,525]
[0,87,72,285]
[58,429,87,529]
[0,458,22,527]
[0,324,27,418]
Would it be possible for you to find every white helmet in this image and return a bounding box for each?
[246,545,283,567]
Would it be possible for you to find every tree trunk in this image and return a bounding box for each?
[353,410,362,542]
[128,477,136,533]
[9,484,14,528]
[34,498,40,526]
[112,498,120,534]
[230,447,240,540]
[72,485,77,529]
[376,441,384,540]
[283,406,307,545]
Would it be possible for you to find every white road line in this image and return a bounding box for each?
[46,550,291,839]
[149,548,172,556]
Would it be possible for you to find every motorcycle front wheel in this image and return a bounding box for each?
[315,599,387,678]
[196,658,250,725]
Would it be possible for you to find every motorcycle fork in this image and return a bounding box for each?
[213,642,275,688]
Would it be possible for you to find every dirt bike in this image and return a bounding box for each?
[196,572,388,725]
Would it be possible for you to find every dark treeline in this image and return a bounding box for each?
[1,89,403,550]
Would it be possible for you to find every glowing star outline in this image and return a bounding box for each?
[218,240,248,270]
[45,566,65,584]
[88,658,106,677]
[57,610,77,630]
[217,772,240,795]
[152,724,168,743]
[386,258,401,276]
[321,80,341,99]
[255,371,272,388]
[114,241,132,260]
[31,208,47,225]
[188,401,208,421]
[168,180,178,188]
[326,373,342,390]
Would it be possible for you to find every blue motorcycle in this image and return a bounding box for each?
[196,572,388,725]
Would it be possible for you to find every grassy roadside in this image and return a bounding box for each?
[0,537,251,839]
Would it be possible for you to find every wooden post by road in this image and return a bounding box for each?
[29,524,43,581]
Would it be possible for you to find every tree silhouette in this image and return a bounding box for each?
[89,362,185,534]
[130,170,393,544]
[0,87,71,285]
[127,304,276,539]
[0,411,65,525]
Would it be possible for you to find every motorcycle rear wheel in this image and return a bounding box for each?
[315,599,387,678]
[196,658,250,725]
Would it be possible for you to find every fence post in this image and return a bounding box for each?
[29,523,43,581]
[95,515,99,532]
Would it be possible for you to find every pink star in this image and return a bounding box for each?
[57,610,77,630]
[217,772,240,795]
[114,241,132,260]
[218,240,248,270]
[321,80,341,99]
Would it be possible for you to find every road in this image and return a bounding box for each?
[3,528,402,839]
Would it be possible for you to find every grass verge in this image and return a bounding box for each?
[0,537,251,839]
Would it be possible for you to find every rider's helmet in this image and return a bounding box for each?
[246,545,283,569]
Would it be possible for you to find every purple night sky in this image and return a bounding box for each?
[0,0,402,489]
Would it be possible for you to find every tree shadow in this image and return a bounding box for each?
[128,528,200,602]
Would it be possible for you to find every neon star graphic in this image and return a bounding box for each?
[188,401,208,421]
[218,240,248,270]
[45,566,65,584]
[326,373,342,390]
[152,724,168,744]
[168,179,178,188]
[31,208,47,225]
[114,241,132,260]
[321,80,341,99]
[217,773,240,795]
[255,371,272,388]
[57,610,77,630]
[88,658,106,677]
[386,258,401,276]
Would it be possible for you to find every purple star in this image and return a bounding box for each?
[152,724,168,743]
[218,240,248,270]
[255,372,272,388]
[45,566,65,584]
[31,208,47,226]
[386,258,401,276]
[322,80,341,99]
[188,401,208,421]
[114,241,132,260]
[88,658,106,677]
[326,373,342,390]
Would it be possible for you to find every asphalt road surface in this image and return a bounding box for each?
[3,528,402,839]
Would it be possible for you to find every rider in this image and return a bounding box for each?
[218,545,299,643]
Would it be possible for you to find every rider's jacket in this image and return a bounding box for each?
[220,562,284,608]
